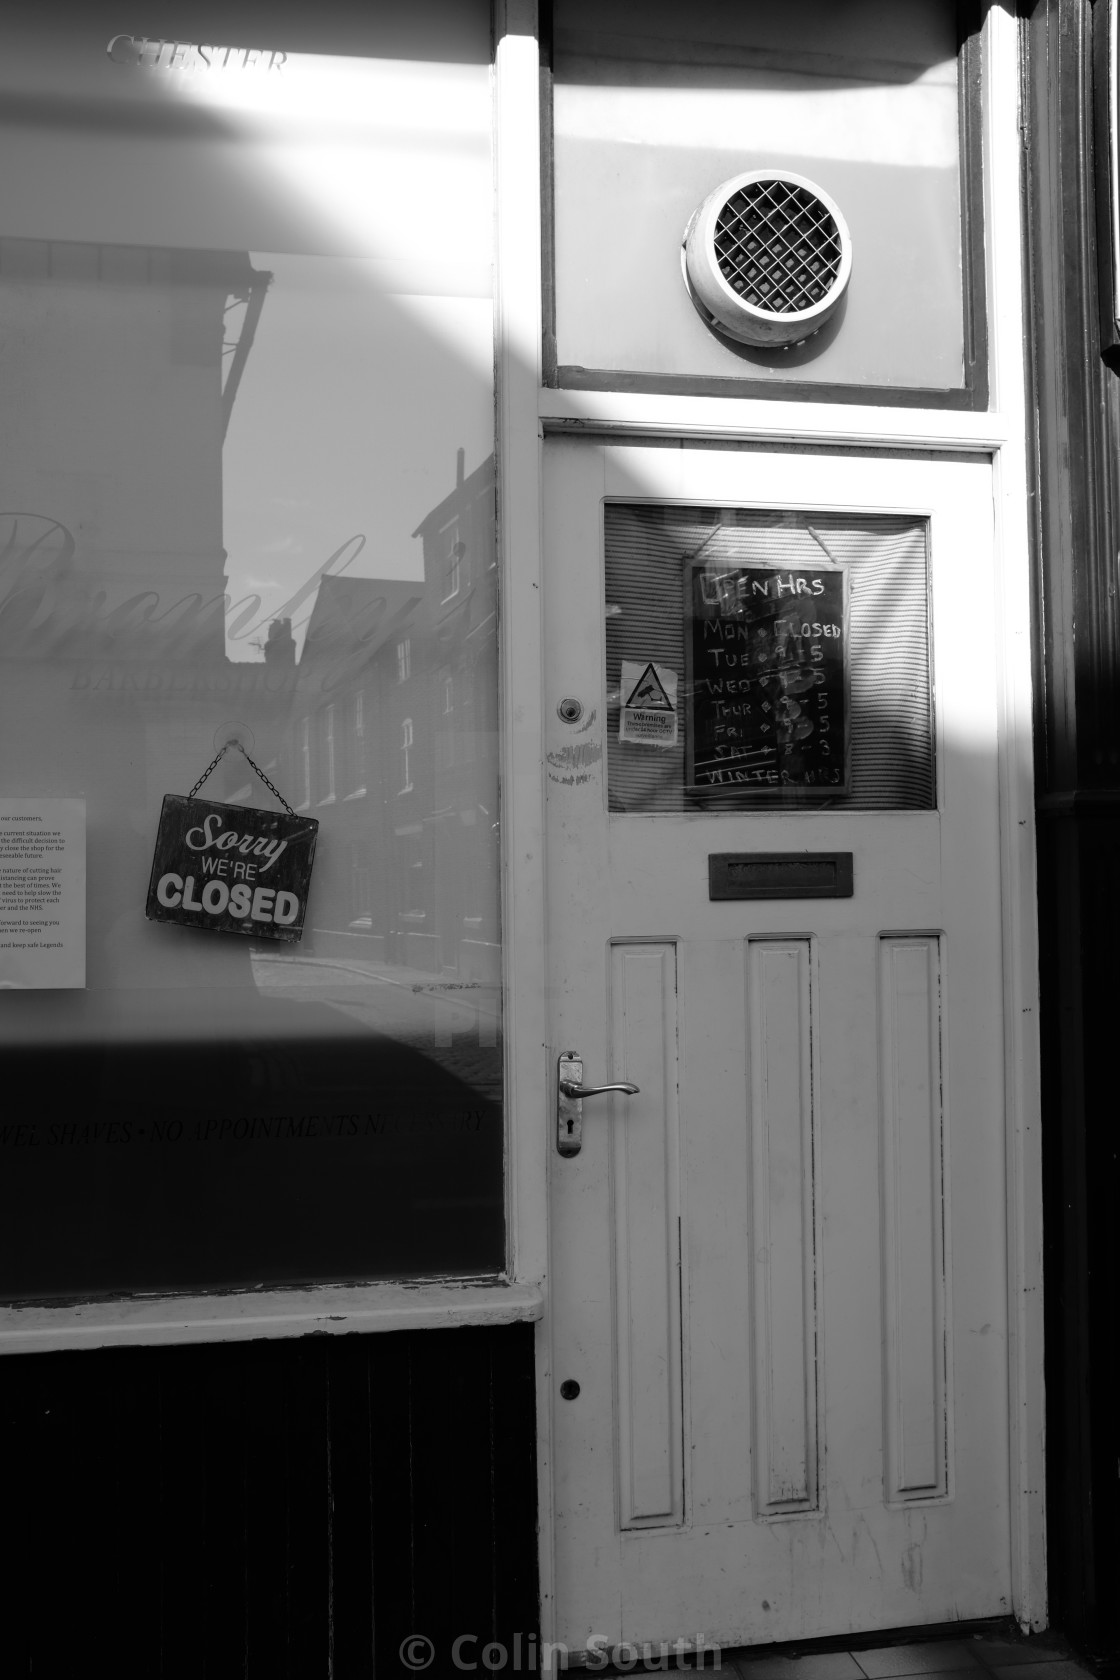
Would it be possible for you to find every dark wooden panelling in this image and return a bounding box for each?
[550,368,985,407]
[1024,0,1120,792]
[0,1324,539,1677]
[1035,813,1120,1666]
[1023,0,1120,1663]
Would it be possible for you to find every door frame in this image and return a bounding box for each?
[492,0,1046,1641]
[0,2,1043,1643]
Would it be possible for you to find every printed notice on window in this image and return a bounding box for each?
[619,659,679,748]
[0,799,86,989]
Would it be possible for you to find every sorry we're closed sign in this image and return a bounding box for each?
[145,795,318,943]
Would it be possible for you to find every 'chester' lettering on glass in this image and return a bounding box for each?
[686,563,849,793]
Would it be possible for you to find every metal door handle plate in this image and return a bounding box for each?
[556,1052,639,1158]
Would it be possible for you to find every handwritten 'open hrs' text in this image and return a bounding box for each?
[687,565,848,793]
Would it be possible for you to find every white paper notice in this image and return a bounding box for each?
[619,660,679,748]
[0,799,86,989]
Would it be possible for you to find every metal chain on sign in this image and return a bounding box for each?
[187,740,297,817]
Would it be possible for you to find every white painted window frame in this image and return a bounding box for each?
[0,7,545,1359]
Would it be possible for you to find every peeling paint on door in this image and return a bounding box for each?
[547,740,603,785]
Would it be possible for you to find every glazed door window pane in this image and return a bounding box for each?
[606,505,935,812]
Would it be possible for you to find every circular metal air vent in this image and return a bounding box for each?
[683,170,852,348]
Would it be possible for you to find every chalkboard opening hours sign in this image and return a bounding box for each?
[145,794,318,943]
[685,561,849,793]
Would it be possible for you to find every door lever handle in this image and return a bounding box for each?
[557,1052,639,1158]
[559,1079,640,1100]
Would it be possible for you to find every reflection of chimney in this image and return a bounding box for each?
[456,447,465,487]
[264,617,296,666]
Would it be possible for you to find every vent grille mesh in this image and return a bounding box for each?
[714,180,843,314]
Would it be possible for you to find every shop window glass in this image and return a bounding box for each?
[400,719,416,794]
[348,692,367,799]
[319,706,337,804]
[0,1,502,1298]
[441,527,464,602]
[297,716,312,811]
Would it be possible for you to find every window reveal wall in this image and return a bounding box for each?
[0,1,502,1296]
[549,0,977,396]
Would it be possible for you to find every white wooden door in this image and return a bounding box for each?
[544,441,1012,1656]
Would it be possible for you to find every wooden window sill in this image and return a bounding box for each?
[0,1277,543,1355]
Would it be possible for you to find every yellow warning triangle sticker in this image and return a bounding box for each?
[624,662,674,711]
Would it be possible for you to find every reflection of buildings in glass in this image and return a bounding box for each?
[0,237,287,991]
[287,451,498,980]
[0,239,269,666]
